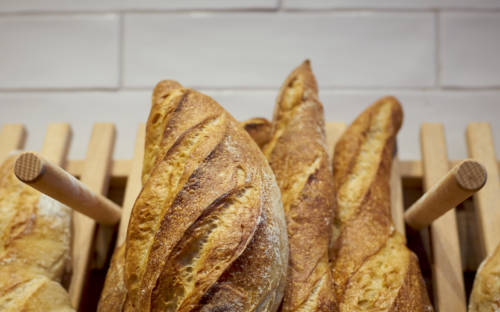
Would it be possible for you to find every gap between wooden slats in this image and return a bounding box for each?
[421,123,466,312]
[466,122,500,258]
[0,124,26,162]
[117,123,145,247]
[69,123,115,309]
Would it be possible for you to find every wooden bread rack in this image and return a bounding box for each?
[0,121,499,312]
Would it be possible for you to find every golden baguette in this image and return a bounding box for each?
[469,243,500,312]
[330,97,433,311]
[240,117,272,149]
[0,154,73,311]
[97,244,127,311]
[0,269,73,312]
[99,80,289,312]
[263,60,336,312]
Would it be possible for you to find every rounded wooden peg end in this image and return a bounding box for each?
[14,152,44,182]
[456,160,487,191]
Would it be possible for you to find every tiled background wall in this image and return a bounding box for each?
[0,0,499,160]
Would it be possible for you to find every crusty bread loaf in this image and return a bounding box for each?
[330,97,433,311]
[97,244,127,312]
[240,117,272,149]
[469,243,500,311]
[262,60,336,312]
[0,268,73,312]
[99,80,289,312]
[0,154,73,311]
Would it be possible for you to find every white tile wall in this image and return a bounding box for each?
[0,15,119,89]
[0,2,499,160]
[123,12,435,89]
[440,12,500,88]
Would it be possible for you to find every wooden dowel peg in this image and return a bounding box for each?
[14,152,122,225]
[405,159,487,230]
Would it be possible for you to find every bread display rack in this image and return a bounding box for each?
[0,120,498,311]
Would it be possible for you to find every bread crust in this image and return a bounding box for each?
[263,61,336,312]
[0,269,74,312]
[469,243,500,312]
[97,244,128,312]
[331,97,432,311]
[0,154,73,311]
[100,80,288,312]
[240,117,272,149]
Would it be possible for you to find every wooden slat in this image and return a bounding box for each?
[117,124,145,247]
[466,122,500,257]
[41,123,72,166]
[325,122,346,161]
[67,159,130,179]
[390,154,406,237]
[0,124,26,162]
[420,123,466,312]
[64,158,500,184]
[398,159,492,183]
[69,123,115,308]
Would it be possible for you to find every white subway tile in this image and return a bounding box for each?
[0,0,278,12]
[440,12,500,87]
[123,12,435,89]
[1,89,498,161]
[284,0,500,9]
[0,15,119,89]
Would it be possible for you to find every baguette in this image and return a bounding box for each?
[99,80,289,312]
[330,97,432,311]
[0,154,73,311]
[240,117,272,149]
[263,60,336,312]
[0,269,73,312]
[469,243,500,312]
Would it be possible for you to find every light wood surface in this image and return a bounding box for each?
[405,159,487,230]
[68,123,115,309]
[67,159,130,179]
[0,124,26,163]
[64,158,500,184]
[117,123,145,247]
[14,152,122,225]
[41,123,72,165]
[420,123,466,312]
[466,122,500,258]
[325,122,346,161]
[390,154,406,237]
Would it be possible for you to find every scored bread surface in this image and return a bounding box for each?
[99,80,289,312]
[330,97,433,311]
[469,243,500,312]
[263,60,336,312]
[0,154,73,311]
